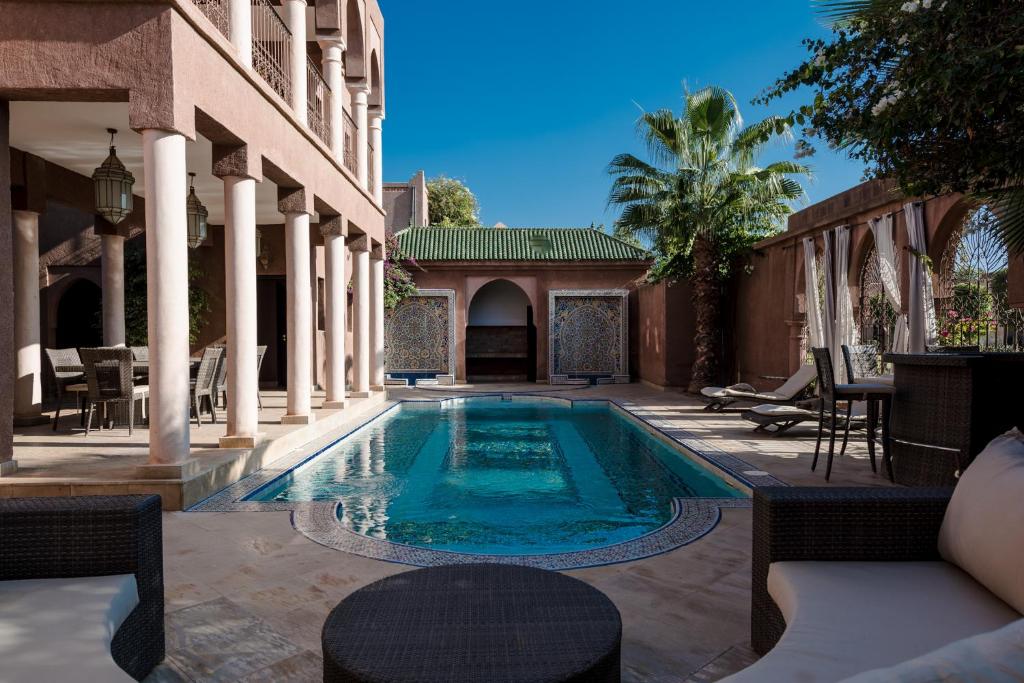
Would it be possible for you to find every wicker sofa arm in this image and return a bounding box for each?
[751,486,953,655]
[0,495,165,680]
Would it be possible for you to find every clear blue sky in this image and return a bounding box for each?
[380,1,867,228]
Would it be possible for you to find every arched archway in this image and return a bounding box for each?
[466,279,536,382]
[344,0,365,80]
[56,279,102,349]
[369,49,383,108]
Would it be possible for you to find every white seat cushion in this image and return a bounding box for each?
[719,561,1021,683]
[939,428,1024,614]
[838,618,1024,682]
[0,574,139,682]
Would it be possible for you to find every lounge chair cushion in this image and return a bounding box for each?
[719,561,1021,683]
[837,618,1024,682]
[700,383,755,399]
[939,428,1024,614]
[0,574,139,682]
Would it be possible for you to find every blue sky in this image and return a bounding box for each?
[380,1,867,228]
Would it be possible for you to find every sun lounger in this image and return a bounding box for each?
[741,400,867,436]
[701,364,817,411]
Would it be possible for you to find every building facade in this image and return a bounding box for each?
[387,227,653,384]
[1,0,388,475]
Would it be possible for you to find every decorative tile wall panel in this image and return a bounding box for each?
[549,290,629,377]
[385,289,456,374]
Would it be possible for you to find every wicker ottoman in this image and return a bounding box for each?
[322,563,622,683]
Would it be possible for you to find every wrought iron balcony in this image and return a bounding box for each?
[251,0,291,104]
[192,0,230,39]
[307,55,332,146]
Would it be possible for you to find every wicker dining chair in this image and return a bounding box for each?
[841,343,881,383]
[44,347,88,431]
[214,345,269,410]
[80,347,149,436]
[190,346,224,426]
[810,347,894,481]
[130,346,148,363]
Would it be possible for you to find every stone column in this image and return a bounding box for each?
[319,38,346,161]
[142,130,191,466]
[229,0,252,66]
[100,233,126,346]
[283,0,307,125]
[283,206,314,423]
[350,236,370,397]
[12,210,46,426]
[369,243,385,390]
[349,83,370,189]
[0,101,15,475]
[221,175,261,446]
[321,216,347,408]
[368,110,384,205]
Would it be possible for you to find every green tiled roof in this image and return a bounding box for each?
[395,227,651,262]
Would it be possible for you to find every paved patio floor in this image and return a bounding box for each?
[132,383,895,682]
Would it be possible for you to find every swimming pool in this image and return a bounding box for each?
[248,397,744,555]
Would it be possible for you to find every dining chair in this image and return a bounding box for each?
[80,347,149,436]
[44,347,88,431]
[190,346,224,426]
[810,347,894,482]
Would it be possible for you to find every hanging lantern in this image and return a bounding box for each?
[92,128,135,225]
[185,172,208,249]
[254,227,263,260]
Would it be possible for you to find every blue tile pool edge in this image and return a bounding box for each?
[187,393,781,570]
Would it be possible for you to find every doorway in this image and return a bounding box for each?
[56,279,102,349]
[257,276,287,388]
[466,279,536,382]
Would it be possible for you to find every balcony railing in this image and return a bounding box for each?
[192,0,230,38]
[307,55,331,146]
[343,110,357,174]
[367,141,375,193]
[251,0,291,104]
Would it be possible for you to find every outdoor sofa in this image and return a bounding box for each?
[722,428,1024,682]
[0,495,165,681]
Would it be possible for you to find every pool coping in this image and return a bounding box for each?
[188,393,784,571]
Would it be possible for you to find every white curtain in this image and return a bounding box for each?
[904,201,938,351]
[802,237,825,349]
[869,214,909,352]
[834,225,858,381]
[822,229,837,360]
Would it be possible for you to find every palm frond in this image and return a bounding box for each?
[981,186,1024,254]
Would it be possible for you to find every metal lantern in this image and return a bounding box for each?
[185,172,208,249]
[254,227,263,260]
[92,128,135,225]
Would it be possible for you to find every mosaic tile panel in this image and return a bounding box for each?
[384,289,456,374]
[549,289,629,377]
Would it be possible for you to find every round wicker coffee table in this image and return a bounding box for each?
[322,563,622,683]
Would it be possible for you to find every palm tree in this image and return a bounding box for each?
[608,86,809,392]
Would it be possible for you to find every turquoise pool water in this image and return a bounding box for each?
[249,398,743,554]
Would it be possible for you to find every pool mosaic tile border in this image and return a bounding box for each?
[188,394,781,569]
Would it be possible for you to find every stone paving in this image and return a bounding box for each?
[140,383,894,682]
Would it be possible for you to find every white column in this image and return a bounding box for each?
[319,39,345,161]
[13,210,44,425]
[221,176,261,446]
[284,210,314,422]
[283,0,307,125]
[369,246,385,390]
[350,84,369,189]
[351,240,370,396]
[100,234,126,346]
[229,0,252,67]
[323,228,347,408]
[368,111,384,204]
[142,130,190,466]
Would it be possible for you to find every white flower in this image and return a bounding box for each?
[901,1,920,12]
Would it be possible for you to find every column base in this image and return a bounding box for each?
[0,460,19,477]
[136,459,203,480]
[14,413,49,427]
[218,433,265,449]
[348,390,372,399]
[370,385,385,392]
[281,413,315,425]
[322,400,348,410]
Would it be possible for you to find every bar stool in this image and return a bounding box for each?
[811,347,894,481]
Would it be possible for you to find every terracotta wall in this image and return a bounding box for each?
[636,281,696,388]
